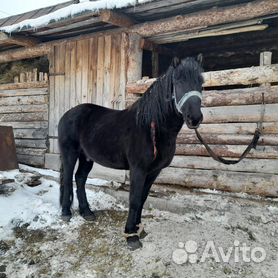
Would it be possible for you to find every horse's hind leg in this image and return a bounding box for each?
[75,152,95,221]
[60,148,78,221]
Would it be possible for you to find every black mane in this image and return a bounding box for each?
[131,57,203,128]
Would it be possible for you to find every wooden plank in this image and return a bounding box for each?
[81,39,89,104]
[0,112,48,122]
[69,41,77,109]
[130,0,278,37]
[0,121,48,129]
[0,104,48,114]
[17,154,44,167]
[48,46,55,137]
[0,95,48,106]
[87,37,97,104]
[13,128,48,139]
[156,167,278,197]
[112,34,121,109]
[96,36,105,106]
[170,156,278,174]
[14,139,47,149]
[76,40,83,105]
[64,42,72,112]
[175,144,278,159]
[177,133,278,146]
[119,32,128,110]
[16,147,46,156]
[103,35,112,108]
[180,122,278,135]
[202,104,278,123]
[0,82,48,91]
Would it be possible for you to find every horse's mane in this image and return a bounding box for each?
[131,66,175,128]
[131,57,203,128]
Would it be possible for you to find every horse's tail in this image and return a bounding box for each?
[59,157,64,206]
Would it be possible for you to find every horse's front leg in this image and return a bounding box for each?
[125,167,147,250]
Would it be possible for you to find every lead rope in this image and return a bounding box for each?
[195,93,265,165]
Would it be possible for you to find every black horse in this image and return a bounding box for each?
[58,57,204,250]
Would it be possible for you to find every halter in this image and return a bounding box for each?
[173,87,202,114]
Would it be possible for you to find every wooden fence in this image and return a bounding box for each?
[0,83,48,166]
[127,57,278,196]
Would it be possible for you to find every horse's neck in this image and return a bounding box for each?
[160,110,184,135]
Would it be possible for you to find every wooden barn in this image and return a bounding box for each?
[0,0,277,197]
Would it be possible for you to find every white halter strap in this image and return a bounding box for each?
[173,89,202,114]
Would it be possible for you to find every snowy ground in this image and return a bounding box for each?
[0,165,278,278]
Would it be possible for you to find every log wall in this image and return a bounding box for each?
[0,86,48,166]
[127,63,278,197]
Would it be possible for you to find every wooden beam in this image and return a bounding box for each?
[0,82,48,90]
[100,10,135,27]
[140,38,176,57]
[0,32,39,47]
[0,44,51,63]
[131,0,278,37]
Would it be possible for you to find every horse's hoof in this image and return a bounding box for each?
[139,229,148,239]
[80,210,96,221]
[127,236,142,251]
[61,215,72,222]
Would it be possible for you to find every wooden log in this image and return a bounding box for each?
[0,82,48,91]
[0,95,48,106]
[16,147,46,156]
[202,104,278,123]
[177,133,278,146]
[202,86,278,107]
[0,104,48,114]
[13,128,48,139]
[14,139,47,149]
[100,10,135,27]
[17,154,44,167]
[180,122,278,135]
[126,65,278,93]
[0,121,48,129]
[0,112,48,122]
[0,32,39,47]
[170,156,278,175]
[175,144,278,159]
[156,168,278,197]
[131,0,278,37]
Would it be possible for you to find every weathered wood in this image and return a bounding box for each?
[152,51,159,78]
[16,147,46,156]
[103,35,112,107]
[0,112,48,122]
[0,82,48,91]
[177,133,278,146]
[170,156,278,175]
[17,154,44,167]
[14,139,47,149]
[100,10,135,27]
[0,32,39,47]
[0,104,48,114]
[0,44,51,63]
[131,0,278,37]
[156,167,278,197]
[126,65,278,93]
[180,122,278,135]
[0,121,48,129]
[260,51,272,66]
[0,95,48,106]
[96,36,105,105]
[175,144,278,159]
[13,128,48,139]
[202,104,278,123]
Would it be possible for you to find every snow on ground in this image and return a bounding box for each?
[0,166,278,278]
[1,0,153,33]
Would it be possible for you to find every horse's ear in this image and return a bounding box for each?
[197,53,203,65]
[171,57,180,68]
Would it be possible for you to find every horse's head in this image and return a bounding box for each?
[171,56,204,129]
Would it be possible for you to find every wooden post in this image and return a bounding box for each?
[152,51,159,78]
[260,51,272,66]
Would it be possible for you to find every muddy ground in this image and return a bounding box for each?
[0,170,278,278]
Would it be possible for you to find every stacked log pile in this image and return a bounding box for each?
[126,55,278,197]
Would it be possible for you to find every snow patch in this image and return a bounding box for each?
[1,0,154,33]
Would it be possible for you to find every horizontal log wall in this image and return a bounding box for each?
[0,86,48,167]
[128,65,278,197]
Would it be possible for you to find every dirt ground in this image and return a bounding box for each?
[0,169,278,278]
